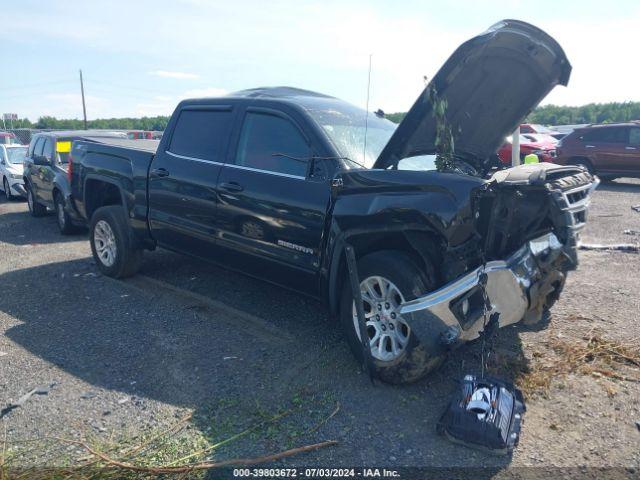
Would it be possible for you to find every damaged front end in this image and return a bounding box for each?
[400,163,599,351]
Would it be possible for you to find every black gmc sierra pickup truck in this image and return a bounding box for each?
[69,20,598,384]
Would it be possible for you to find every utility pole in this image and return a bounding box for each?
[511,126,520,167]
[79,69,88,130]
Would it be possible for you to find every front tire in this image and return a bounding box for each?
[89,206,142,278]
[26,184,47,217]
[3,178,14,201]
[573,159,595,175]
[339,251,445,384]
[54,192,77,235]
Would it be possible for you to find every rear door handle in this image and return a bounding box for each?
[151,167,170,177]
[585,145,595,148]
[220,182,244,192]
[625,146,637,150]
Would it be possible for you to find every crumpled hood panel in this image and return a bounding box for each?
[375,20,571,170]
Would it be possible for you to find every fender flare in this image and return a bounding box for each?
[324,222,445,317]
[83,173,130,219]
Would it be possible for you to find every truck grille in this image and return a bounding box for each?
[557,180,599,231]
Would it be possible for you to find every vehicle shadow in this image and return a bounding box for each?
[0,210,87,245]
[596,178,640,193]
[1,257,518,471]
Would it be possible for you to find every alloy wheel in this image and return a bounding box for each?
[93,220,117,267]
[352,275,410,362]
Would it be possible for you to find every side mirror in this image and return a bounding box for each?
[33,155,50,166]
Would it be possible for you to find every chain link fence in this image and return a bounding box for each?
[4,129,164,145]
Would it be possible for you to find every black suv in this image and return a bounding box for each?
[23,130,126,233]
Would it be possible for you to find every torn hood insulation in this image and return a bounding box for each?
[374,19,572,170]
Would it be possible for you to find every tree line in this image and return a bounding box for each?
[385,101,640,126]
[3,116,170,131]
[3,101,639,131]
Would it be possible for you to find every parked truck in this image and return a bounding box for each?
[69,20,598,384]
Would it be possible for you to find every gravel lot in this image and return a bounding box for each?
[0,179,638,476]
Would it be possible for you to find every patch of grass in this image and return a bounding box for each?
[1,392,340,479]
[492,330,640,397]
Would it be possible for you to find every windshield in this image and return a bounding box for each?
[525,133,558,144]
[303,101,396,168]
[6,147,27,164]
[397,154,438,171]
[506,134,533,144]
[531,124,555,134]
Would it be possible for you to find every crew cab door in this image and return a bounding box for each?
[620,127,640,174]
[148,105,236,258]
[27,136,54,205]
[582,126,627,174]
[215,107,331,288]
[38,137,56,205]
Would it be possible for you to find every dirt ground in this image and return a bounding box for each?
[0,178,638,478]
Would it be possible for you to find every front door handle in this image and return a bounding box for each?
[625,146,637,150]
[151,167,170,177]
[220,182,244,192]
[585,145,595,148]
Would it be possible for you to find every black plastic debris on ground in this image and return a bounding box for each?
[437,375,525,456]
[579,243,639,253]
[0,383,56,419]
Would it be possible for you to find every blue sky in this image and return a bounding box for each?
[1,0,639,121]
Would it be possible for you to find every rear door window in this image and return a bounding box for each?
[581,127,627,143]
[42,138,54,162]
[168,108,234,162]
[629,128,640,145]
[233,112,310,177]
[56,139,72,164]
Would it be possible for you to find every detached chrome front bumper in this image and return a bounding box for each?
[400,232,565,347]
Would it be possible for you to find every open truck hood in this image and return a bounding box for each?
[374,19,571,170]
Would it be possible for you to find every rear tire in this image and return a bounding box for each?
[26,183,47,217]
[89,205,142,278]
[3,177,14,201]
[54,192,77,235]
[339,251,445,384]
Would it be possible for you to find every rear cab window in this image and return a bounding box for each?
[232,111,311,178]
[168,107,234,163]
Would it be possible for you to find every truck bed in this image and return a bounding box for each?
[83,137,160,153]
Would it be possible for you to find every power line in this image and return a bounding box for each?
[0,79,76,92]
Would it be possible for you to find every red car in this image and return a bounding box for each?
[520,123,560,135]
[127,130,153,140]
[0,132,17,145]
[497,134,558,165]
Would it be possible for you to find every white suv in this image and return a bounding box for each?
[0,144,28,200]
